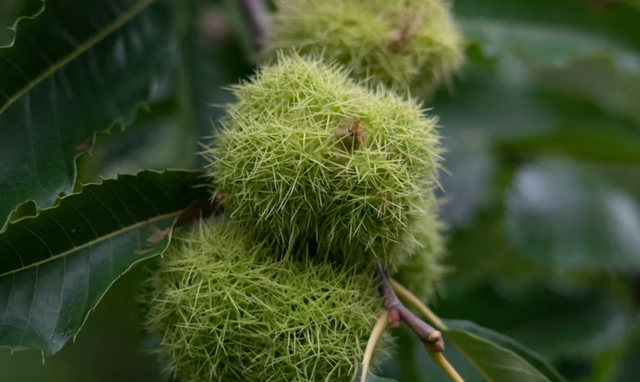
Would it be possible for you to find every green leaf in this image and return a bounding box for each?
[0,0,43,47]
[0,0,174,228]
[0,169,215,356]
[353,367,399,382]
[433,56,640,229]
[444,320,567,382]
[1,0,156,112]
[435,122,496,227]
[431,58,549,226]
[0,267,168,381]
[506,160,640,271]
[176,0,253,168]
[381,326,485,382]
[78,99,197,181]
[535,58,640,126]
[363,372,398,382]
[436,282,635,362]
[455,0,640,68]
[614,317,640,382]
[452,0,640,154]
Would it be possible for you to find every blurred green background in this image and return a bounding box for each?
[1,0,640,381]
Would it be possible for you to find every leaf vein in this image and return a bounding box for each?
[0,211,179,279]
[0,0,157,116]
[17,266,38,348]
[0,274,16,340]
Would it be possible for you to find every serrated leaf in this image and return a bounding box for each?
[444,320,567,382]
[0,0,174,228]
[0,0,157,111]
[0,170,215,356]
[81,99,197,181]
[0,0,43,47]
[506,160,640,271]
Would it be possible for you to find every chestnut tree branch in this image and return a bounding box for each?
[378,265,465,382]
[378,264,444,353]
[238,0,271,51]
[390,277,446,330]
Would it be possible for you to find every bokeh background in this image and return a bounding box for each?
[1,0,640,381]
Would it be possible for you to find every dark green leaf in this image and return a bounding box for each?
[176,0,254,168]
[506,160,640,271]
[0,169,214,356]
[78,99,197,181]
[442,209,528,291]
[431,59,549,226]
[363,372,398,382]
[0,267,167,382]
[496,87,640,165]
[455,0,640,68]
[353,366,399,382]
[453,0,640,143]
[444,320,567,382]
[0,0,174,228]
[0,0,43,47]
[381,325,485,382]
[614,317,640,382]
[436,127,495,227]
[434,58,640,242]
[437,282,635,362]
[535,58,640,126]
[0,0,157,111]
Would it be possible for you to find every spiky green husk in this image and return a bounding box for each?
[145,219,388,382]
[267,0,463,92]
[208,54,442,267]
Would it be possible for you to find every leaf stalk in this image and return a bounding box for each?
[378,264,465,382]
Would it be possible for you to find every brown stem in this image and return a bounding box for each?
[390,278,446,330]
[237,0,271,52]
[378,264,444,353]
